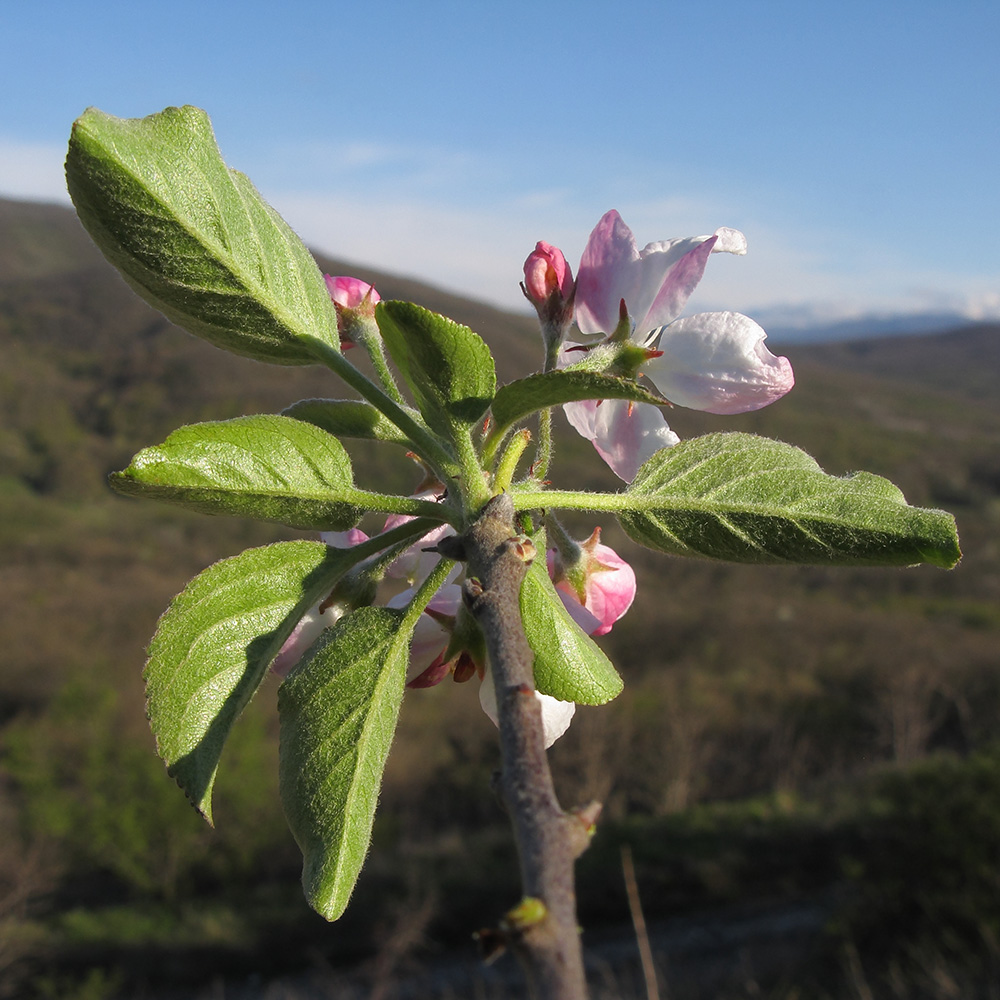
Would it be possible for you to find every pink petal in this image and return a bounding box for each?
[574,210,639,336]
[579,543,637,636]
[555,588,603,634]
[324,275,380,308]
[563,398,680,482]
[320,527,369,548]
[523,241,574,302]
[638,236,717,335]
[644,311,795,414]
[388,583,462,681]
[575,211,747,338]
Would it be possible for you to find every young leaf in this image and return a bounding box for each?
[145,540,359,822]
[375,300,496,436]
[618,432,962,567]
[520,553,623,705]
[109,414,361,530]
[282,398,412,447]
[279,606,411,920]
[66,105,338,365]
[490,369,667,439]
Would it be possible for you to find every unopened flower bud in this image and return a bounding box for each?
[324,274,380,349]
[521,241,575,358]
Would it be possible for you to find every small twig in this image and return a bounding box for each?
[621,845,660,1000]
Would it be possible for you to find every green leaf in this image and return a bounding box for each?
[279,606,411,920]
[491,370,667,437]
[145,540,359,822]
[66,105,338,365]
[520,549,623,705]
[375,300,496,435]
[109,414,361,530]
[282,398,411,447]
[618,432,962,567]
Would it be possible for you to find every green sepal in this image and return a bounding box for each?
[278,606,412,920]
[375,300,496,436]
[145,540,362,822]
[519,539,623,705]
[66,105,338,364]
[619,432,962,567]
[489,369,667,439]
[283,398,413,447]
[109,414,361,530]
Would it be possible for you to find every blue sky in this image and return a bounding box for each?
[2,0,998,323]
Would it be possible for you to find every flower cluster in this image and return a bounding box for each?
[524,210,794,480]
[273,508,636,747]
[271,278,640,748]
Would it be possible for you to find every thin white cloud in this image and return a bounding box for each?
[0,138,70,203]
[3,133,992,327]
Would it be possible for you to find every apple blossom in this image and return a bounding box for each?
[560,210,794,480]
[382,490,458,585]
[547,527,636,636]
[390,573,583,747]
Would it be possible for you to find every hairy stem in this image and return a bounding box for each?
[459,494,590,999]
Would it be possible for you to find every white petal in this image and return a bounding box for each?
[565,398,679,481]
[645,311,794,415]
[712,227,747,255]
[478,669,576,748]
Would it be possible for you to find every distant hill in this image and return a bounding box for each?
[760,307,992,346]
[2,200,1000,1000]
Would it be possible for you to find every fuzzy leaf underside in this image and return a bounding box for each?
[619,433,961,567]
[375,300,496,436]
[278,606,411,920]
[110,414,361,530]
[145,541,360,822]
[490,369,667,438]
[520,546,623,705]
[282,398,412,446]
[66,105,337,364]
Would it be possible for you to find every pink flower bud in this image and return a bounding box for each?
[324,275,381,348]
[548,528,636,636]
[523,242,573,305]
[325,275,381,310]
[522,242,575,346]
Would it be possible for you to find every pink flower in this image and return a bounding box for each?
[392,581,576,748]
[563,210,794,480]
[324,275,381,311]
[324,275,380,348]
[548,528,636,636]
[382,490,458,585]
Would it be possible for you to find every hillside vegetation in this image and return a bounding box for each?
[1,197,999,999]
